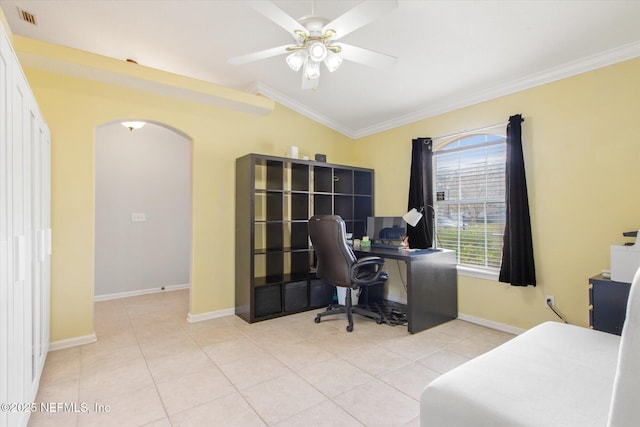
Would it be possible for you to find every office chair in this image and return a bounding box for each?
[308,215,388,332]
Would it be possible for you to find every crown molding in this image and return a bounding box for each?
[252,40,640,140]
[250,82,359,139]
[353,40,640,139]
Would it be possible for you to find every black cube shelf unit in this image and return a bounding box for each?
[235,153,374,323]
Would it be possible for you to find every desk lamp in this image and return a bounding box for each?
[403,206,438,249]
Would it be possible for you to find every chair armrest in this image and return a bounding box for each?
[350,256,387,286]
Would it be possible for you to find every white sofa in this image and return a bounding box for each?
[420,269,640,427]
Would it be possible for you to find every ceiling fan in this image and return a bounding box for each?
[228,0,398,90]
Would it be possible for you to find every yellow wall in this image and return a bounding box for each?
[12,27,640,341]
[20,56,353,342]
[355,58,640,329]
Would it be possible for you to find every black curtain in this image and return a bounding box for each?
[407,138,433,249]
[499,114,536,286]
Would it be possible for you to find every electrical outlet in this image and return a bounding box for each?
[544,295,555,308]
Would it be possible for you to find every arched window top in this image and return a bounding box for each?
[432,130,507,271]
[435,132,506,153]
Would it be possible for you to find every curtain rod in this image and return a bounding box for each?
[426,120,514,143]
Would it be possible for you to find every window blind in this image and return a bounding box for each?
[434,134,506,270]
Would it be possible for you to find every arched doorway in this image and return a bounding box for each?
[94,120,192,307]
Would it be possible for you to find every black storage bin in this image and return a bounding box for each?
[284,281,308,312]
[255,284,282,317]
[359,282,384,305]
[310,279,335,307]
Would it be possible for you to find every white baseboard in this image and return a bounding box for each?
[458,313,526,335]
[383,300,525,335]
[49,332,98,351]
[368,296,524,335]
[94,283,190,302]
[187,307,236,323]
[384,294,408,305]
[373,296,526,335]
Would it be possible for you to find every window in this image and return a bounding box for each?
[434,133,506,271]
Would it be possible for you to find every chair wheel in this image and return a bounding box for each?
[346,325,353,332]
[314,316,321,323]
[376,318,383,324]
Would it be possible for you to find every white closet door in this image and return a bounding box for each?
[42,126,51,361]
[0,27,13,427]
[37,123,50,373]
[0,24,50,427]
[29,111,41,399]
[10,57,34,427]
[39,126,50,366]
[30,115,50,390]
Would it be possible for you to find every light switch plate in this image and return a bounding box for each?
[131,212,146,222]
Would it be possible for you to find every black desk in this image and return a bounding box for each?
[353,247,458,333]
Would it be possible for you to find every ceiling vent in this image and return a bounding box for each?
[17,8,37,26]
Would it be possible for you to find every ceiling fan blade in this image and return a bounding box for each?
[247,0,309,38]
[336,43,397,69]
[228,45,292,65]
[301,73,319,91]
[323,0,398,41]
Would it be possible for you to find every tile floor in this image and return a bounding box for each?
[29,290,515,427]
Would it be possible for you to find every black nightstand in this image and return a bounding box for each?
[589,274,631,335]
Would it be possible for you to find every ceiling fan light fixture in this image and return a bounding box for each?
[286,50,306,71]
[121,121,146,131]
[231,0,398,90]
[323,50,343,72]
[307,41,327,62]
[303,58,321,80]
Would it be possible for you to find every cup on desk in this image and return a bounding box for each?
[353,239,361,249]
